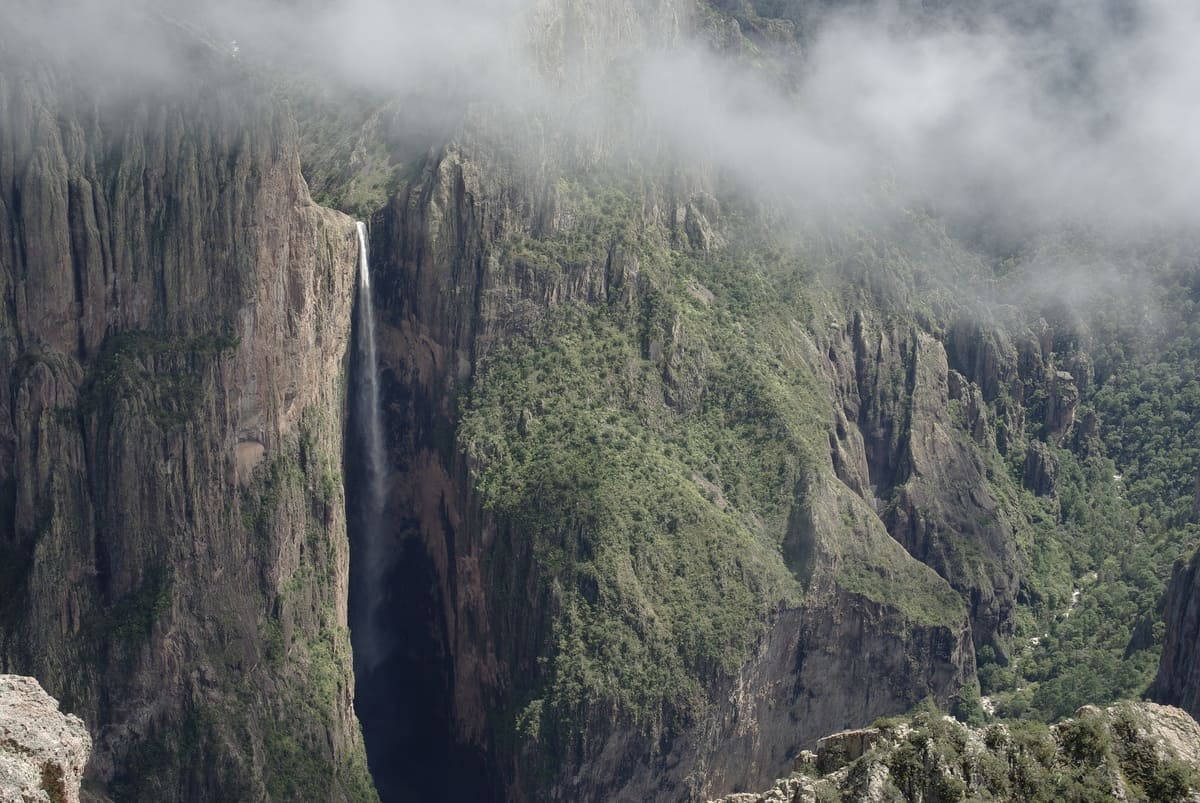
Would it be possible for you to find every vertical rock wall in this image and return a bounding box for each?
[0,47,374,802]
[1152,549,1200,719]
[360,136,975,801]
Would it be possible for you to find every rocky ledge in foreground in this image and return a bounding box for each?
[711,701,1200,803]
[0,676,90,803]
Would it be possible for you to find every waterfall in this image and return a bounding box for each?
[354,221,388,671]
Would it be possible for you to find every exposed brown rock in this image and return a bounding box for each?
[0,50,372,800]
[830,315,1023,652]
[1023,440,1058,496]
[816,727,881,774]
[1152,549,1200,719]
[366,135,975,801]
[1046,369,1079,445]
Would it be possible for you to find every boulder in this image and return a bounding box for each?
[0,675,90,803]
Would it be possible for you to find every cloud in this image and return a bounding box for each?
[5,0,1200,236]
[633,1,1200,233]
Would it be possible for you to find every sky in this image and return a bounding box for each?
[5,0,1200,236]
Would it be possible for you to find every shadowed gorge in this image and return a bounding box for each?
[349,535,500,801]
[346,222,501,801]
[350,221,390,672]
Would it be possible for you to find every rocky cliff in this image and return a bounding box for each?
[0,30,374,802]
[0,1,1195,801]
[709,701,1200,803]
[1152,549,1200,720]
[349,125,1038,798]
[0,675,90,803]
[340,85,1179,796]
[332,1,1145,793]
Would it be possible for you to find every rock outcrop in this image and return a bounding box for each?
[1023,441,1058,497]
[0,675,90,803]
[353,117,1157,794]
[1,2,1183,801]
[709,702,1200,803]
[826,311,1027,653]
[1152,549,1200,720]
[1045,370,1079,445]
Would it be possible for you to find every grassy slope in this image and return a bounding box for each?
[458,175,970,753]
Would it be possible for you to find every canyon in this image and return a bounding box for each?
[0,1,1198,801]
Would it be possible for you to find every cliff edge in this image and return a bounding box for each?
[0,675,90,803]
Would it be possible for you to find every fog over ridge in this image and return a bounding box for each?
[4,0,1199,235]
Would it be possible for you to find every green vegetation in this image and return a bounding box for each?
[106,407,377,803]
[288,88,425,219]
[250,411,378,803]
[107,709,211,801]
[79,329,238,430]
[833,498,967,630]
[982,447,1164,721]
[459,179,975,757]
[978,246,1200,722]
[241,452,304,541]
[462,301,804,737]
[1090,260,1200,532]
[295,128,1194,776]
[844,705,1199,803]
[84,569,173,646]
[462,193,820,743]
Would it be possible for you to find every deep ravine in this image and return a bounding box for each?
[2,3,1199,802]
[346,220,501,802]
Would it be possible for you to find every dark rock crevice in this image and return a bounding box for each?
[830,311,1025,651]
[1151,548,1200,719]
[348,530,500,802]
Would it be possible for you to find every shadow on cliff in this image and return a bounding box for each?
[345,307,501,802]
[350,533,499,802]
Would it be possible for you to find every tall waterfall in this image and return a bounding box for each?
[354,220,388,671]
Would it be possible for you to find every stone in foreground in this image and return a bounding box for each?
[0,676,90,803]
[708,701,1200,803]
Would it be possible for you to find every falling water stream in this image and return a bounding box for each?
[354,221,388,671]
[350,222,499,801]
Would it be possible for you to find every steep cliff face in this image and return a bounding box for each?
[1152,549,1200,719]
[2,2,1188,800]
[0,44,374,801]
[346,102,1169,794]
[826,311,1027,653]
